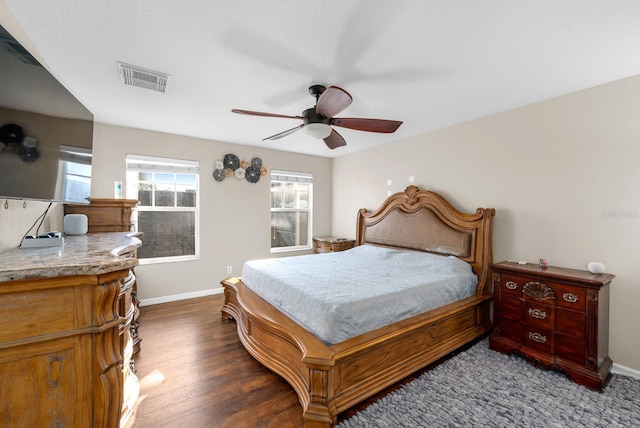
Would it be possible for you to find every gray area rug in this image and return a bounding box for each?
[338,339,640,427]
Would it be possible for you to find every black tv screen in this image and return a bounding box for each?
[0,24,93,204]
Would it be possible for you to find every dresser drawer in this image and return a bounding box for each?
[556,309,586,339]
[523,301,554,330]
[523,327,553,354]
[501,274,526,297]
[555,334,585,365]
[499,319,522,343]
[500,295,522,321]
[553,283,586,312]
[503,274,588,313]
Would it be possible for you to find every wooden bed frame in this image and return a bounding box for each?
[221,185,495,427]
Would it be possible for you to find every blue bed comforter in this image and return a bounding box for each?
[241,244,478,344]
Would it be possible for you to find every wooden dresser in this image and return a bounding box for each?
[312,236,356,253]
[65,199,142,355]
[65,198,138,233]
[489,261,614,391]
[0,233,142,427]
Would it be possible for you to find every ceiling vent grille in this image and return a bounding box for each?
[117,62,170,93]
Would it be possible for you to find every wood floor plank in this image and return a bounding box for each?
[127,294,305,428]
[127,294,458,427]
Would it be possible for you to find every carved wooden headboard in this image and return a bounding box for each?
[356,185,495,294]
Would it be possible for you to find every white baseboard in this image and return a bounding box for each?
[612,362,640,380]
[139,287,224,307]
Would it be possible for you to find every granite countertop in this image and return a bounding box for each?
[0,232,142,282]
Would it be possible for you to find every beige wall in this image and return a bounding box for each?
[332,74,640,371]
[1,122,331,298]
[91,123,332,301]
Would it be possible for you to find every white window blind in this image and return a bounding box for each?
[126,154,199,174]
[270,169,313,183]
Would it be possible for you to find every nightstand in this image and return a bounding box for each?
[313,236,355,254]
[489,261,614,391]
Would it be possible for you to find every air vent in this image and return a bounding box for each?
[117,62,170,93]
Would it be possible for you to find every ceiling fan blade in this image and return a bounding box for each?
[316,86,352,118]
[323,129,347,149]
[331,117,402,133]
[232,109,303,120]
[263,124,304,141]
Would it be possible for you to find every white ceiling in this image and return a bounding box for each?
[4,0,640,158]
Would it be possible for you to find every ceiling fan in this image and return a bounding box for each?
[231,85,402,149]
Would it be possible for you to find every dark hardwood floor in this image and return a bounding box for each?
[127,294,303,428]
[127,294,475,428]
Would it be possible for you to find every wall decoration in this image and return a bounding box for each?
[245,166,261,183]
[234,168,246,180]
[213,153,267,183]
[0,123,40,162]
[223,153,240,170]
[213,169,225,182]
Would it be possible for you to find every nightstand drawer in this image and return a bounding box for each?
[500,295,522,321]
[501,274,527,296]
[523,301,554,330]
[553,283,586,312]
[523,327,553,354]
[502,274,587,313]
[556,309,586,339]
[555,334,586,365]
[500,319,522,342]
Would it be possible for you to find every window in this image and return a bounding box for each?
[270,170,313,252]
[126,154,199,263]
[59,145,92,203]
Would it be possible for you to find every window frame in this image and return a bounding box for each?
[126,154,200,264]
[58,145,92,203]
[270,169,313,253]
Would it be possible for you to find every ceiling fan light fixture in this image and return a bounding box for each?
[303,123,332,139]
[232,84,402,148]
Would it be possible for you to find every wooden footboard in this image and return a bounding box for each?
[221,277,492,427]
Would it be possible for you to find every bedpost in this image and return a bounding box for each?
[476,207,496,295]
[303,366,334,427]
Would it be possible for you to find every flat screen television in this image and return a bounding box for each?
[0,23,93,204]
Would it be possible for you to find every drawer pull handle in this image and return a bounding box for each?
[506,281,518,290]
[528,308,547,320]
[563,293,578,303]
[529,331,547,344]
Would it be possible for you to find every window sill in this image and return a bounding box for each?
[138,255,200,265]
[270,245,312,254]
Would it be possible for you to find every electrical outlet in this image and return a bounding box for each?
[226,266,232,274]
